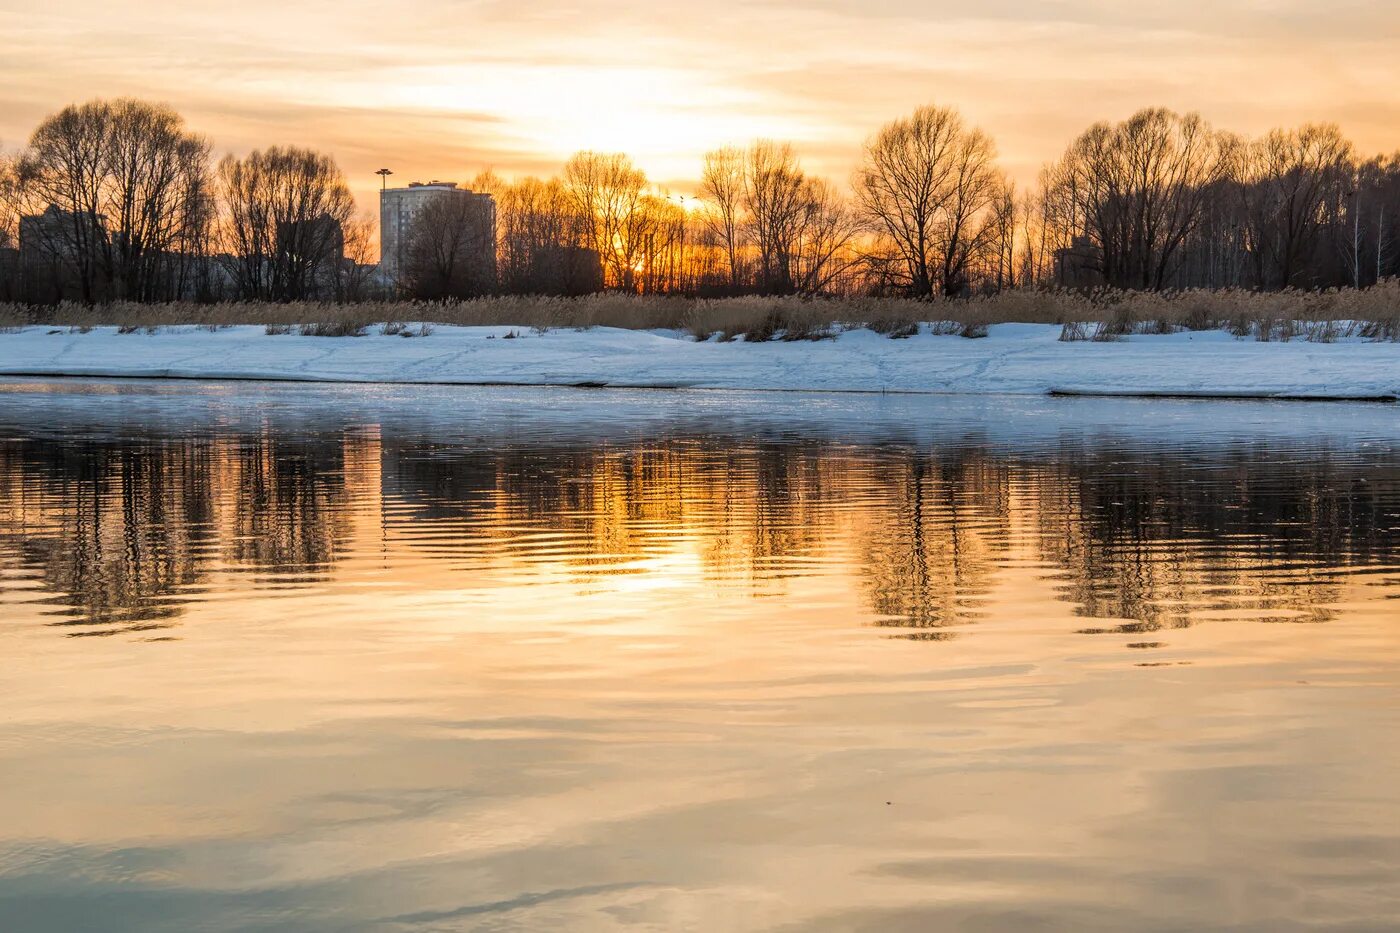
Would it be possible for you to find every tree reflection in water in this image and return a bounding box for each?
[0,419,1396,639]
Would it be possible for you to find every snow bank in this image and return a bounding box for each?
[0,323,1397,399]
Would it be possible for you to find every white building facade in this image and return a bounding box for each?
[378,181,495,285]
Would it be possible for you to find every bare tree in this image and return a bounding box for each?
[499,176,597,294]
[1365,153,1400,283]
[563,151,647,290]
[100,100,212,300]
[340,214,381,300]
[856,105,1003,297]
[0,150,20,300]
[17,103,110,301]
[791,177,861,294]
[700,146,746,291]
[631,193,689,294]
[216,152,273,299]
[216,146,354,300]
[932,125,1002,294]
[986,179,1019,291]
[1044,108,1230,290]
[18,99,211,302]
[402,193,496,299]
[743,141,806,294]
[0,151,20,251]
[1236,124,1353,289]
[469,169,506,199]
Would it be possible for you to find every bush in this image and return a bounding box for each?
[1059,321,1088,342]
[299,321,367,337]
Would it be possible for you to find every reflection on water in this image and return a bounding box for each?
[2,413,1396,640]
[0,380,1398,931]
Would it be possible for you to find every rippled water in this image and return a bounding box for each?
[1,379,1398,932]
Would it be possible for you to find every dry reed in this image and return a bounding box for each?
[0,281,1396,343]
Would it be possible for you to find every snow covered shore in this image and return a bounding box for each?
[0,323,1396,399]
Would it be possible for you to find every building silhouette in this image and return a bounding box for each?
[1053,235,1104,288]
[18,204,110,302]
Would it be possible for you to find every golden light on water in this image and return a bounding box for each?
[3,382,1400,927]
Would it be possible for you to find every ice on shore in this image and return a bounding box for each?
[0,323,1396,400]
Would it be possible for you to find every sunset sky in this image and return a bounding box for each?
[4,0,1399,211]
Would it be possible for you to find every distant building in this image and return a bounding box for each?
[20,204,107,263]
[1054,235,1103,288]
[276,215,345,265]
[379,181,495,285]
[19,205,109,302]
[183,253,240,302]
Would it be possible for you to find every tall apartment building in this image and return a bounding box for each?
[378,181,495,285]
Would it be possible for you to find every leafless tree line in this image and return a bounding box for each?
[699,142,862,295]
[0,99,372,303]
[383,105,1398,300]
[1034,111,1400,291]
[3,100,211,302]
[217,146,366,301]
[3,98,1398,306]
[489,153,692,295]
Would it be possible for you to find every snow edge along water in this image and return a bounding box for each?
[1,323,1398,401]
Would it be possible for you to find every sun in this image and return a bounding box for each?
[372,61,813,182]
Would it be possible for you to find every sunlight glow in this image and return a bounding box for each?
[3,0,1399,204]
[365,63,812,181]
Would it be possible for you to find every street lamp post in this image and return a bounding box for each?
[376,168,394,191]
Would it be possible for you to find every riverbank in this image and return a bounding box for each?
[1,323,1397,399]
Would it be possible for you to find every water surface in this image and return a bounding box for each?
[1,379,1398,931]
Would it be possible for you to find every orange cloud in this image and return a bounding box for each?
[3,0,1398,211]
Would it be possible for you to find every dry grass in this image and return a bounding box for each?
[1054,283,1400,342]
[1,281,1397,343]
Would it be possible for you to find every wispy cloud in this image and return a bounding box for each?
[2,0,1397,207]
